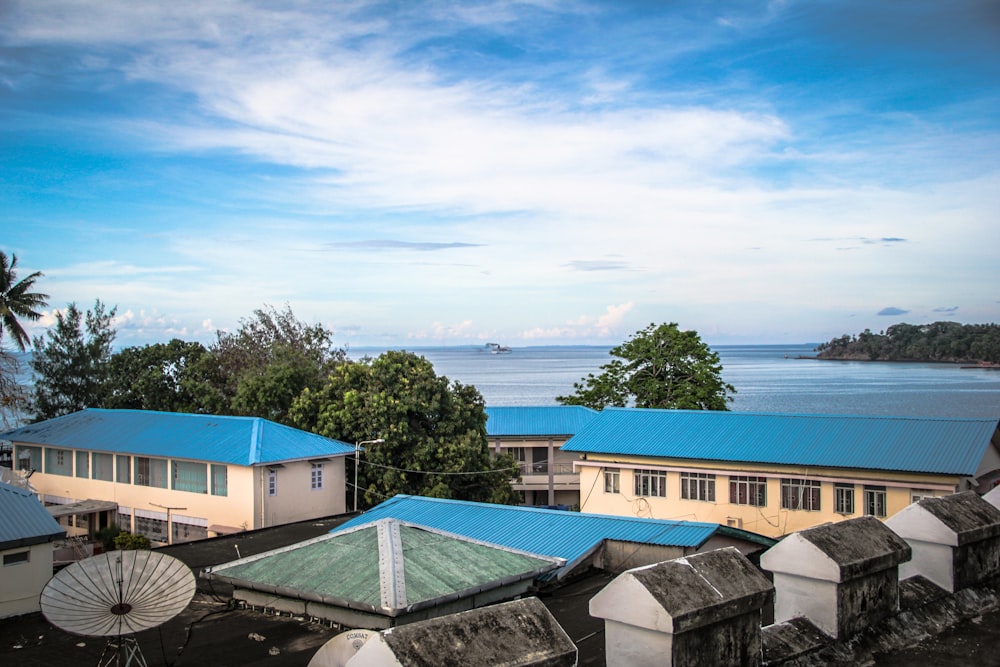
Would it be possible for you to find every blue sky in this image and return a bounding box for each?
[2,1,998,349]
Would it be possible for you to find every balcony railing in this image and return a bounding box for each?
[518,462,577,476]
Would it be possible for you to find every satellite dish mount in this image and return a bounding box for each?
[40,550,196,667]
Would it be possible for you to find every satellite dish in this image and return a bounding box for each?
[309,629,376,667]
[41,550,195,665]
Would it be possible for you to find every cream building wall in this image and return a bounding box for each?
[256,458,347,528]
[15,447,347,543]
[576,455,963,538]
[0,542,55,619]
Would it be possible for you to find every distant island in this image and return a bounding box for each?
[815,322,1000,364]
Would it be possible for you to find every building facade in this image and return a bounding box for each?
[486,406,597,507]
[563,408,1000,538]
[1,409,354,545]
[0,480,64,619]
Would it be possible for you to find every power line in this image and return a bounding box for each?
[358,459,519,476]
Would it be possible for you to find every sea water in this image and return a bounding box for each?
[351,344,1000,418]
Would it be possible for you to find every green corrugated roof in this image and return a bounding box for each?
[203,518,562,616]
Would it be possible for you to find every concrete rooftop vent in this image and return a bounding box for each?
[886,490,1000,593]
[759,516,911,639]
[589,547,773,667]
[346,596,577,667]
[983,483,1000,510]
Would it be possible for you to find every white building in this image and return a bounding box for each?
[0,480,64,618]
[1,409,355,545]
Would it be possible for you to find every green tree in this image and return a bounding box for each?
[99,339,211,413]
[30,300,117,420]
[557,322,735,410]
[192,304,346,423]
[0,253,48,426]
[113,532,151,550]
[0,252,48,352]
[817,321,1000,363]
[290,350,520,508]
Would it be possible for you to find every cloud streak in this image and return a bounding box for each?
[1,1,998,347]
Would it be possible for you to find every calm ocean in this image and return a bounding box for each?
[351,344,1000,418]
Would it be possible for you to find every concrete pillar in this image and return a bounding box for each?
[760,516,910,640]
[886,491,1000,593]
[589,547,773,667]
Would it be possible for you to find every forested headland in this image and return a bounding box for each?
[815,322,1000,363]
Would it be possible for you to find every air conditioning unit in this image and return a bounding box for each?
[726,517,743,529]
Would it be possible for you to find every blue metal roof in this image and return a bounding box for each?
[0,480,64,550]
[0,409,354,466]
[485,406,598,437]
[333,495,773,578]
[561,408,1000,476]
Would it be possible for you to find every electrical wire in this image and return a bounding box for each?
[358,458,519,476]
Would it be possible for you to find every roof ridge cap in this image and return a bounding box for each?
[378,519,407,610]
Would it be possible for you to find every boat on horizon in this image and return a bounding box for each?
[486,343,512,354]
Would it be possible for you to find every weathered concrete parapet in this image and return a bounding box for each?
[886,491,1000,593]
[589,547,773,667]
[759,516,910,640]
[346,596,577,667]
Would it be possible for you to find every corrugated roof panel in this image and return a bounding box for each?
[0,480,64,550]
[333,495,740,575]
[205,518,559,614]
[0,409,354,466]
[562,408,1000,476]
[485,406,598,437]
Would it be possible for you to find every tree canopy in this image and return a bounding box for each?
[99,339,212,413]
[815,322,1000,363]
[195,304,347,423]
[0,251,48,352]
[30,301,117,420]
[0,252,48,426]
[290,350,520,508]
[557,322,735,411]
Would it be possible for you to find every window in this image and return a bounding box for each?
[835,484,855,514]
[172,521,208,544]
[211,465,228,496]
[634,469,667,497]
[311,463,324,490]
[75,451,89,478]
[604,468,620,494]
[135,457,168,488]
[135,514,168,542]
[268,469,278,496]
[864,485,887,518]
[781,479,821,511]
[92,453,114,482]
[730,476,767,507]
[15,445,41,472]
[911,489,934,504]
[117,455,131,483]
[45,448,73,476]
[172,461,208,494]
[117,507,133,533]
[3,551,30,566]
[681,472,716,502]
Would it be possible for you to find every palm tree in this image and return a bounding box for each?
[0,252,49,351]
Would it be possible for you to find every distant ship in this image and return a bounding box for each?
[486,343,512,354]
